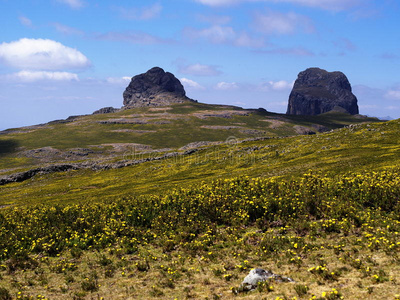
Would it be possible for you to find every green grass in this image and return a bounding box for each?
[1,170,400,299]
[0,102,379,171]
[1,118,398,206]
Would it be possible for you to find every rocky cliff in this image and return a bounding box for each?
[286,68,359,115]
[123,67,193,108]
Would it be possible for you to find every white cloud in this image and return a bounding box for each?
[385,90,400,100]
[96,31,171,44]
[215,82,239,90]
[333,38,357,51]
[253,10,314,35]
[190,25,236,43]
[268,80,294,90]
[359,104,378,109]
[197,14,232,25]
[185,25,265,48]
[234,32,265,48]
[56,0,84,9]
[259,80,294,91]
[52,23,84,35]
[194,0,361,11]
[119,3,162,20]
[19,16,32,27]
[256,46,315,56]
[0,38,90,70]
[106,77,131,85]
[6,70,79,82]
[179,63,222,76]
[180,78,205,90]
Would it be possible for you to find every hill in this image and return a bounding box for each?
[0,101,379,175]
[0,119,400,299]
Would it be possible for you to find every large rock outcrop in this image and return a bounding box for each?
[123,67,192,108]
[286,68,359,115]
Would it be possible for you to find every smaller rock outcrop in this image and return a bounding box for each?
[286,68,359,115]
[123,67,193,108]
[93,107,119,114]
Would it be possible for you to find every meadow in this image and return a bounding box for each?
[1,170,400,299]
[0,114,399,299]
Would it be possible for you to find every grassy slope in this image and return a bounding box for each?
[0,109,399,300]
[1,166,400,299]
[0,119,398,206]
[0,102,379,171]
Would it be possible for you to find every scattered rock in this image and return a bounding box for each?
[234,268,294,293]
[239,129,267,135]
[123,67,194,108]
[179,141,222,150]
[19,147,96,161]
[287,67,359,115]
[0,148,203,186]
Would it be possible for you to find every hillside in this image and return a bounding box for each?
[0,119,399,299]
[0,102,378,174]
[0,105,388,206]
[1,100,399,299]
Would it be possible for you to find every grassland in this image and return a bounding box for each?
[0,102,379,171]
[1,170,400,299]
[0,118,398,206]
[0,106,399,299]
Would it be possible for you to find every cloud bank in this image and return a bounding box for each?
[6,71,79,82]
[0,38,90,70]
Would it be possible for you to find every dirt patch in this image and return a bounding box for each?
[193,110,250,119]
[201,125,242,130]
[148,107,172,112]
[262,119,287,129]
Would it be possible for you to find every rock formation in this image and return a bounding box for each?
[286,68,359,115]
[123,67,193,108]
[93,107,119,114]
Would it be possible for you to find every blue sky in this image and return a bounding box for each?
[0,0,399,130]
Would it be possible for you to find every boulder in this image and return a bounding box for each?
[235,268,294,293]
[123,67,191,108]
[286,68,359,115]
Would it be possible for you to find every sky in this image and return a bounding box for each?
[0,0,399,130]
